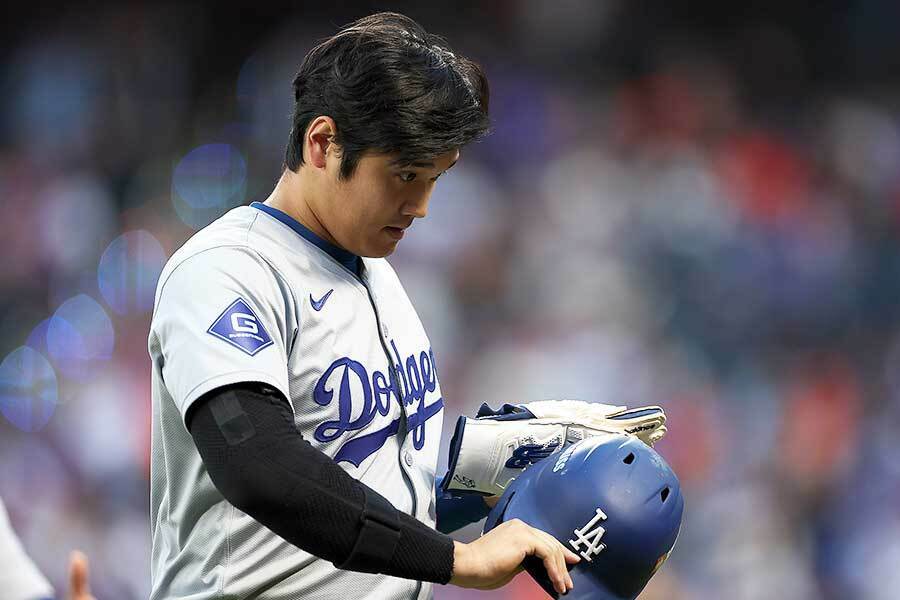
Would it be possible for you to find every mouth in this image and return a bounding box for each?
[384,226,406,240]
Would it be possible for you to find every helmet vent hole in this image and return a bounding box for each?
[661,487,670,502]
[623,453,635,464]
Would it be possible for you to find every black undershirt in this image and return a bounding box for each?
[186,382,455,583]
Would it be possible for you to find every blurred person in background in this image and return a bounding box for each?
[0,496,94,600]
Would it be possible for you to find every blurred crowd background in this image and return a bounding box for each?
[3,1,900,598]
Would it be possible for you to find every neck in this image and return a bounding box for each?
[264,169,341,248]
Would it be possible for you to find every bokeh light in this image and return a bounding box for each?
[172,143,247,229]
[46,294,115,381]
[25,318,51,354]
[98,230,167,315]
[0,346,58,432]
[37,172,117,276]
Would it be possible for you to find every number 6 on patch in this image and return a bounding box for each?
[231,313,259,334]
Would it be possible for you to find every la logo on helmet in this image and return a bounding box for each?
[569,507,608,562]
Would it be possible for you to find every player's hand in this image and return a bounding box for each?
[449,519,580,595]
[67,551,96,600]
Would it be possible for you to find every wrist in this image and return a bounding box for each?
[449,541,471,586]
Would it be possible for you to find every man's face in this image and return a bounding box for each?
[318,149,459,257]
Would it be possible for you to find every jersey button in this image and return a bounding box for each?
[404,451,414,466]
[382,324,389,337]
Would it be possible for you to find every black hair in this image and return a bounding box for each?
[284,12,490,179]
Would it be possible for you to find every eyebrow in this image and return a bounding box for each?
[408,159,458,170]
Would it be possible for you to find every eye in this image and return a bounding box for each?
[398,172,417,183]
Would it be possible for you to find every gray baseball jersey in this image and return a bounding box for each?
[0,496,54,600]
[149,203,445,599]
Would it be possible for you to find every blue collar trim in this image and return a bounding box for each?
[250,201,360,275]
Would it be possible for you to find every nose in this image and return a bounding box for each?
[401,191,431,219]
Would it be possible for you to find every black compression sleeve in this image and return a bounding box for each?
[186,383,455,584]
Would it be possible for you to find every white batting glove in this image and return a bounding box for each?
[522,400,667,446]
[442,400,667,497]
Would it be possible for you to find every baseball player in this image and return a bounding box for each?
[149,12,582,600]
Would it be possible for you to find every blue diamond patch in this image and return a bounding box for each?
[207,298,274,356]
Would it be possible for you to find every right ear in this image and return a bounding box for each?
[305,116,338,170]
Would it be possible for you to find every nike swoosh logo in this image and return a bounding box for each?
[310,289,334,311]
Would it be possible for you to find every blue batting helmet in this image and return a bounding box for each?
[483,434,684,600]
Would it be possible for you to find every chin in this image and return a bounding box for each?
[373,246,397,258]
[358,243,396,258]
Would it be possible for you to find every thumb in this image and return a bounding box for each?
[68,550,91,600]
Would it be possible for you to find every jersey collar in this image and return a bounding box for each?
[250,201,361,276]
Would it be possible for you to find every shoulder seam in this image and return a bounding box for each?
[155,243,297,316]
[243,210,298,297]
[246,210,259,245]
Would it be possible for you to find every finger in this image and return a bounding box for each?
[525,532,562,593]
[68,551,90,600]
[537,532,568,592]
[536,529,575,591]
[532,531,568,594]
[564,549,580,589]
[540,547,567,594]
[550,537,570,592]
[550,536,574,592]
[550,529,581,566]
[513,520,569,593]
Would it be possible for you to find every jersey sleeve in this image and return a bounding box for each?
[152,246,297,421]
